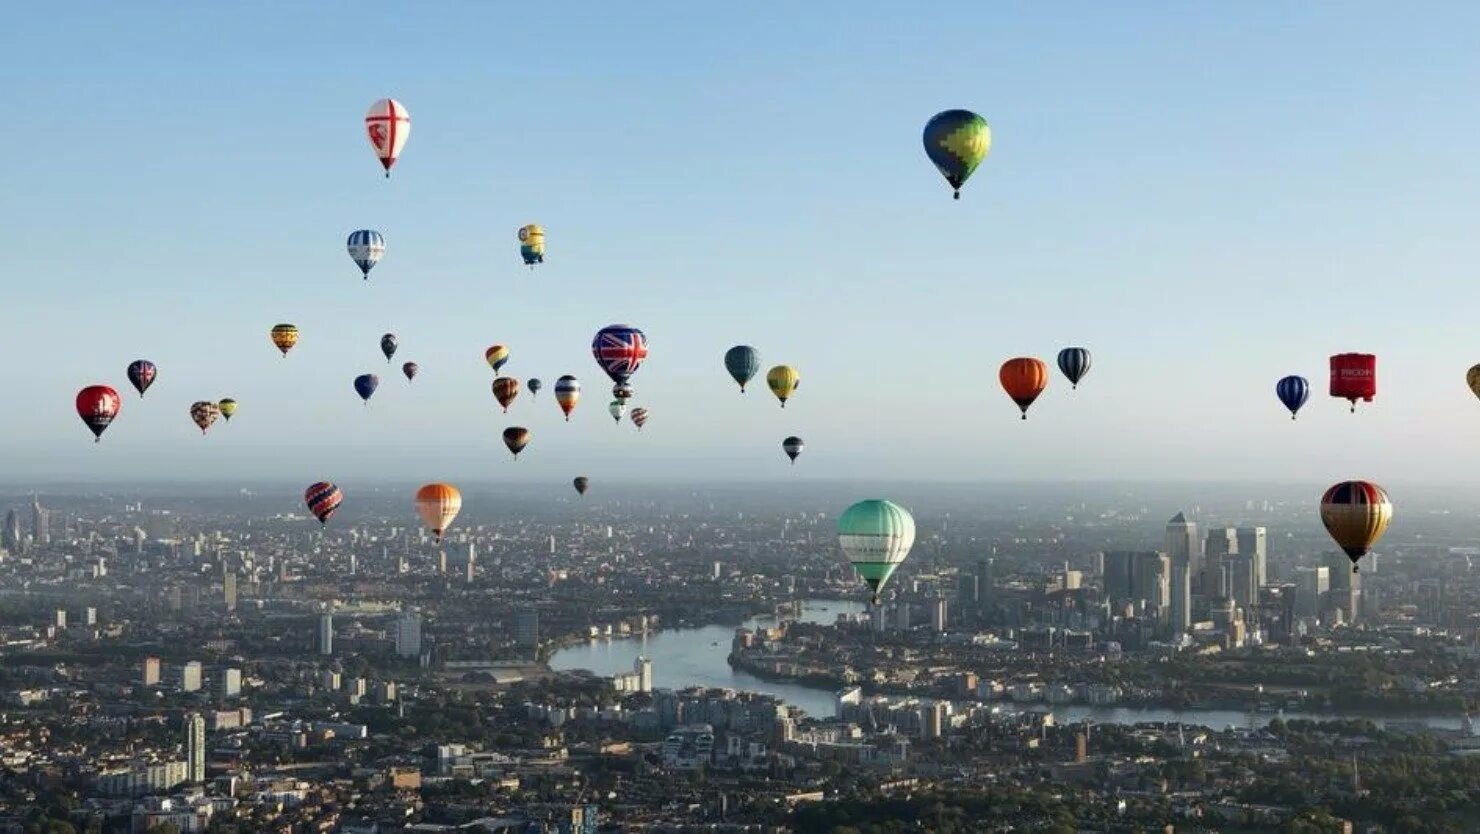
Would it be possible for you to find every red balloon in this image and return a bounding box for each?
[76,385,121,442]
[1329,353,1376,413]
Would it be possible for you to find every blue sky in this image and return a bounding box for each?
[6,2,1480,485]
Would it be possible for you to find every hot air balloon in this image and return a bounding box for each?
[218,398,238,422]
[838,499,916,605]
[354,374,380,404]
[528,378,543,398]
[415,483,461,542]
[403,362,419,382]
[492,377,519,412]
[365,98,410,177]
[573,476,589,496]
[1330,353,1376,413]
[347,230,385,280]
[608,400,627,423]
[126,361,157,398]
[1000,357,1048,419]
[380,333,398,362]
[724,345,761,393]
[1056,348,1091,390]
[518,224,545,266]
[631,407,649,430]
[591,324,648,385]
[923,109,991,200]
[1468,365,1480,402]
[783,436,804,464]
[1320,481,1392,572]
[502,427,531,459]
[76,385,121,442]
[304,482,343,526]
[485,345,510,374]
[1276,376,1310,420]
[612,383,634,401]
[270,324,299,357]
[766,365,800,408]
[554,375,580,421]
[189,401,219,435]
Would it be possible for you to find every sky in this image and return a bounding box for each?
[6,2,1480,487]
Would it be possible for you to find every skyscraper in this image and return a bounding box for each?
[930,598,948,632]
[1324,551,1361,623]
[2,509,20,553]
[1104,551,1169,615]
[184,712,206,783]
[1164,512,1202,578]
[1170,561,1192,635]
[141,656,161,686]
[1294,566,1330,618]
[181,661,203,693]
[634,656,653,693]
[319,612,334,656]
[514,606,540,649]
[220,668,241,698]
[223,572,237,612]
[396,610,423,658]
[1102,551,1138,601]
[1236,526,1268,588]
[30,495,49,547]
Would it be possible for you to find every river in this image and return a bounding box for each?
[549,600,1468,732]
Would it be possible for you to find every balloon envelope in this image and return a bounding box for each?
[218,398,237,422]
[783,436,804,464]
[837,499,916,605]
[608,400,627,423]
[573,476,589,496]
[492,377,520,412]
[1329,353,1377,412]
[415,483,461,541]
[126,360,157,397]
[631,407,649,429]
[528,378,543,398]
[354,374,380,402]
[766,365,800,407]
[519,224,545,266]
[270,324,298,357]
[365,98,410,176]
[1320,481,1392,571]
[380,333,397,361]
[724,345,761,392]
[1466,365,1480,402]
[923,109,991,199]
[485,345,510,373]
[403,362,419,382]
[502,427,531,458]
[348,230,385,279]
[189,401,219,435]
[76,385,121,442]
[1000,357,1048,419]
[591,324,649,385]
[1276,375,1310,419]
[1056,348,1091,389]
[554,375,581,420]
[304,482,343,525]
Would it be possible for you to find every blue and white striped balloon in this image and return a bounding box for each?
[1276,375,1310,420]
[346,229,385,279]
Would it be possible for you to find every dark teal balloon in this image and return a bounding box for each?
[724,345,761,392]
[354,374,380,403]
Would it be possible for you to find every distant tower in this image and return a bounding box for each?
[319,612,334,655]
[514,606,540,649]
[2,509,20,553]
[635,656,653,693]
[396,610,423,658]
[223,572,238,612]
[1236,526,1268,588]
[184,712,206,783]
[1164,512,1202,578]
[466,544,477,583]
[30,495,49,547]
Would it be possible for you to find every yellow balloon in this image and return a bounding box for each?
[766,365,800,408]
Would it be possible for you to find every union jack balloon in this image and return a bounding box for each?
[364,98,410,178]
[591,324,648,386]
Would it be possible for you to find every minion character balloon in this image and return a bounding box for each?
[518,224,545,267]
